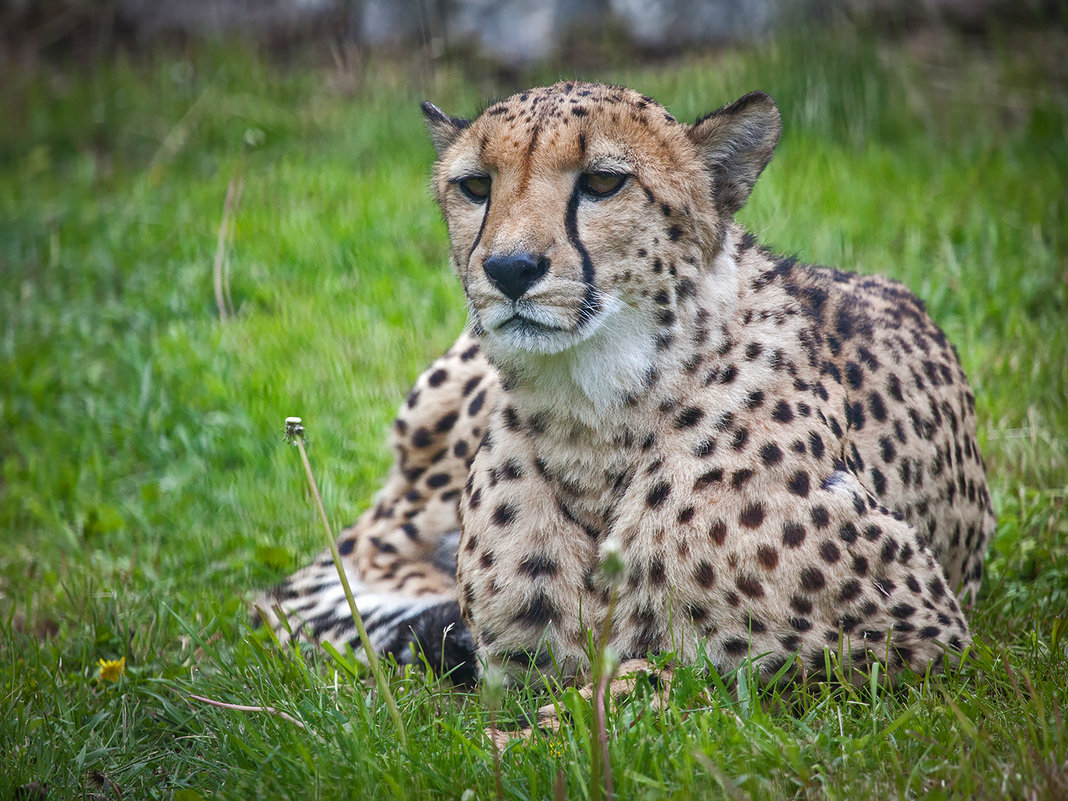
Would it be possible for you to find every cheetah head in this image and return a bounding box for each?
[423,82,780,402]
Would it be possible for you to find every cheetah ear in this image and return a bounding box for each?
[421,101,471,156]
[688,91,781,216]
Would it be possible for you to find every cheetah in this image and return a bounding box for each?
[256,82,994,709]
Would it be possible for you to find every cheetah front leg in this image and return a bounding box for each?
[485,469,973,743]
[602,463,973,687]
[456,401,655,743]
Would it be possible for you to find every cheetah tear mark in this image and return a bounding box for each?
[565,179,603,329]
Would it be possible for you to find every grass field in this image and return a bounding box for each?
[1,24,1066,800]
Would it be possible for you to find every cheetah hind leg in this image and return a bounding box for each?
[487,659,673,748]
[253,333,494,685]
[253,529,478,687]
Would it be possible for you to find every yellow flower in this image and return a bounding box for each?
[545,738,567,759]
[97,657,126,682]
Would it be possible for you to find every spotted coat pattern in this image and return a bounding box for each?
[256,81,994,695]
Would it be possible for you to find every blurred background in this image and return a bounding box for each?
[1,0,1063,67]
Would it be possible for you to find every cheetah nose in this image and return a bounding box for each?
[483,252,550,300]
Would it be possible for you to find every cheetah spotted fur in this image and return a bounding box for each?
[255,82,994,712]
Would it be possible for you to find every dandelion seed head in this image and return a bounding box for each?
[283,416,306,443]
[481,663,505,707]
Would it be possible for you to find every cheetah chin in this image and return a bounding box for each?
[256,82,994,740]
[479,291,660,414]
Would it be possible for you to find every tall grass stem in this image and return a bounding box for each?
[286,418,407,747]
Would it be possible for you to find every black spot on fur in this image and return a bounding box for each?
[760,443,783,466]
[519,554,559,579]
[757,545,779,569]
[427,472,451,489]
[411,427,433,449]
[772,401,794,423]
[694,561,716,587]
[810,505,830,528]
[819,541,841,563]
[493,503,516,526]
[468,390,486,417]
[799,567,826,592]
[783,522,807,548]
[839,579,862,602]
[513,592,559,627]
[845,362,864,389]
[646,482,671,508]
[787,471,810,497]
[462,376,481,396]
[675,407,704,428]
[731,468,754,489]
[736,574,765,598]
[739,503,765,528]
[724,638,750,657]
[695,469,724,490]
[709,519,728,545]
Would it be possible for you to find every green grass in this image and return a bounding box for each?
[1,26,1066,800]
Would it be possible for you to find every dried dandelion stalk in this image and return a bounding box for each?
[284,417,407,747]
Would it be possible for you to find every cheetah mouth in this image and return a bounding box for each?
[476,292,621,356]
[480,308,585,355]
[498,315,570,336]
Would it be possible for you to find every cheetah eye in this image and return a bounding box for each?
[579,171,628,198]
[456,175,491,203]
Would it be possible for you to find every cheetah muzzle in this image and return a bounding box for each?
[255,81,994,728]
